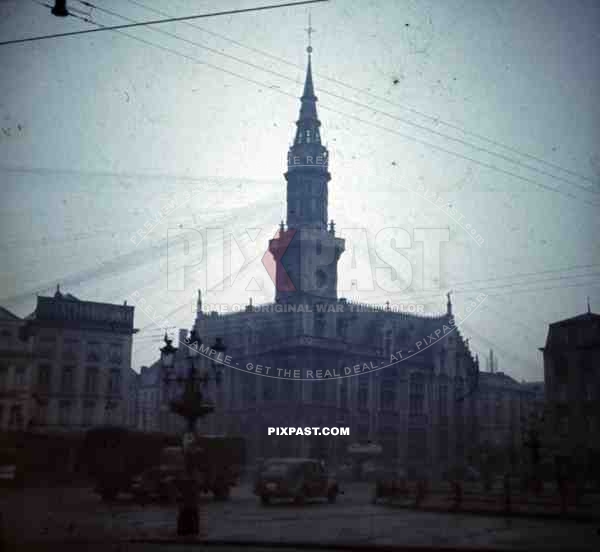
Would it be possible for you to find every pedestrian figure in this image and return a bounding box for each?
[451,479,463,511]
[531,476,543,497]
[414,477,426,508]
[503,473,512,514]
[558,472,568,515]
[484,472,493,493]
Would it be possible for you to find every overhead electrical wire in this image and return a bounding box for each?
[123,0,598,188]
[0,0,329,46]
[77,0,600,201]
[33,3,599,208]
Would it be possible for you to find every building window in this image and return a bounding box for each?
[586,385,596,401]
[315,270,327,290]
[407,428,427,464]
[35,400,48,427]
[312,381,326,402]
[242,375,256,404]
[0,364,8,390]
[262,378,276,401]
[59,400,72,425]
[380,379,395,411]
[37,364,51,390]
[104,401,117,424]
[8,405,23,429]
[556,355,569,385]
[438,384,448,418]
[314,311,326,335]
[495,393,503,425]
[340,381,348,409]
[384,330,392,358]
[86,342,102,363]
[336,318,347,339]
[14,366,26,386]
[82,400,95,426]
[439,429,449,462]
[557,411,569,436]
[108,344,122,365]
[282,379,294,401]
[61,366,75,393]
[108,369,121,395]
[409,374,425,416]
[438,349,446,374]
[38,334,56,359]
[62,337,79,360]
[483,397,490,423]
[84,367,98,394]
[358,380,369,410]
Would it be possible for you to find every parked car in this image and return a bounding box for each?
[372,467,409,504]
[254,458,339,505]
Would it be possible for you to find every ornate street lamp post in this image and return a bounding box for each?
[159,331,226,537]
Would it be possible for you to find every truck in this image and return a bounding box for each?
[80,426,177,501]
[80,426,244,501]
[131,436,245,502]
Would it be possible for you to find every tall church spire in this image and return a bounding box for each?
[289,48,326,165]
[285,28,330,230]
[270,26,344,305]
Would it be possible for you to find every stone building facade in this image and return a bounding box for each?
[540,308,600,476]
[143,50,483,478]
[472,371,542,473]
[0,306,34,430]
[22,287,136,432]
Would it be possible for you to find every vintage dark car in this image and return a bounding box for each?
[254,458,339,505]
[372,467,410,504]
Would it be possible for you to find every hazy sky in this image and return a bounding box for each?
[1,0,599,380]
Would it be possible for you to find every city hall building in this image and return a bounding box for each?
[159,50,480,478]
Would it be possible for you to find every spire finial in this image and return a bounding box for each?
[305,12,315,54]
[587,296,591,314]
[446,290,453,316]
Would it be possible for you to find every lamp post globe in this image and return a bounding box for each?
[160,332,177,372]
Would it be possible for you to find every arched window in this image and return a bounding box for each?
[380,379,396,411]
[384,329,392,357]
[316,269,327,289]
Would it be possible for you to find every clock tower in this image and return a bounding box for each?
[269,45,345,305]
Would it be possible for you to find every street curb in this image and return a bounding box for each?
[372,502,600,523]
[124,537,549,552]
